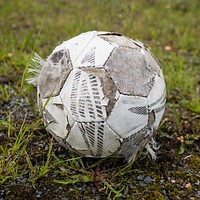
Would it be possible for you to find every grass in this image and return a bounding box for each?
[0,0,200,199]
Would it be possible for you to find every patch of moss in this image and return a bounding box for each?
[188,154,200,171]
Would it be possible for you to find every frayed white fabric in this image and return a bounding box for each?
[145,138,160,160]
[27,53,44,86]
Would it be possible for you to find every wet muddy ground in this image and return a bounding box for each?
[0,89,200,199]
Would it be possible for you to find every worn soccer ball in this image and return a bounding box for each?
[28,31,166,162]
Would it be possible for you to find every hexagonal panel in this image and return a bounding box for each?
[107,94,148,138]
[60,69,107,122]
[105,47,155,96]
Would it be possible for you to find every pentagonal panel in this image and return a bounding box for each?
[107,94,148,138]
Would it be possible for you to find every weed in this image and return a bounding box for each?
[54,157,94,184]
[0,84,12,103]
[99,177,124,199]
[0,115,32,185]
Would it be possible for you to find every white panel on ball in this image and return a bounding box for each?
[147,75,166,110]
[148,75,166,128]
[66,122,92,156]
[60,69,107,122]
[107,94,148,138]
[42,96,69,139]
[50,31,97,66]
[51,31,115,68]
[66,121,121,157]
[75,36,115,68]
[101,123,122,156]
[153,107,165,128]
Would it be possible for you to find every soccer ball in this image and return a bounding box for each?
[28,31,166,162]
